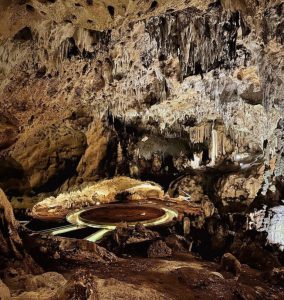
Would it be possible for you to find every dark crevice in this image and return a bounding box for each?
[13,27,33,41]
[33,159,81,194]
[25,4,35,12]
[208,0,221,9]
[107,5,115,17]
[66,38,80,59]
[149,1,158,12]
[38,0,57,3]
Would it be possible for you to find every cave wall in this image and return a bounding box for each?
[0,0,283,208]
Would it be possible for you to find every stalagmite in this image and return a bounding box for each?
[209,123,218,166]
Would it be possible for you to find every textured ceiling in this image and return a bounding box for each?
[0,0,214,40]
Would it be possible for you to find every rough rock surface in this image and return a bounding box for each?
[22,231,118,265]
[0,0,283,198]
[168,175,207,202]
[220,252,241,276]
[147,240,173,258]
[9,122,86,194]
[0,1,283,299]
[217,165,264,206]
[31,176,164,220]
[104,222,160,255]
[267,267,284,287]
[7,272,67,300]
[57,269,168,300]
[57,254,284,300]
[0,188,40,274]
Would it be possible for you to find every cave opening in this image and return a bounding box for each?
[25,4,35,12]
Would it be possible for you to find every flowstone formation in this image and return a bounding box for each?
[0,0,284,299]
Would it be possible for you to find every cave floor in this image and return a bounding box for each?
[52,253,283,300]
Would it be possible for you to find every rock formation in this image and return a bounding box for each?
[0,188,40,274]
[0,0,283,195]
[0,0,283,298]
[31,176,164,220]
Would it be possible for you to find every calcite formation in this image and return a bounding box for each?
[31,176,164,220]
[0,0,283,298]
[0,1,283,194]
[0,1,282,210]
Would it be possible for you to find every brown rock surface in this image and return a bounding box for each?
[0,1,283,299]
[9,121,86,192]
[56,253,283,300]
[0,0,283,200]
[217,166,264,206]
[6,272,66,300]
[221,253,242,276]
[168,175,206,202]
[0,188,40,274]
[22,231,118,265]
[76,120,114,182]
[0,113,18,151]
[147,240,172,258]
[267,267,284,287]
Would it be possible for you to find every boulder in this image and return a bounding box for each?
[164,234,189,252]
[108,223,160,254]
[220,253,241,276]
[267,267,284,287]
[56,270,97,300]
[22,232,118,265]
[217,167,264,206]
[147,240,172,258]
[168,175,206,202]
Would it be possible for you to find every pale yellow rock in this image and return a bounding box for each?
[236,66,260,87]
[217,168,264,205]
[32,176,164,220]
[0,279,11,300]
[76,120,112,181]
[10,122,86,191]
